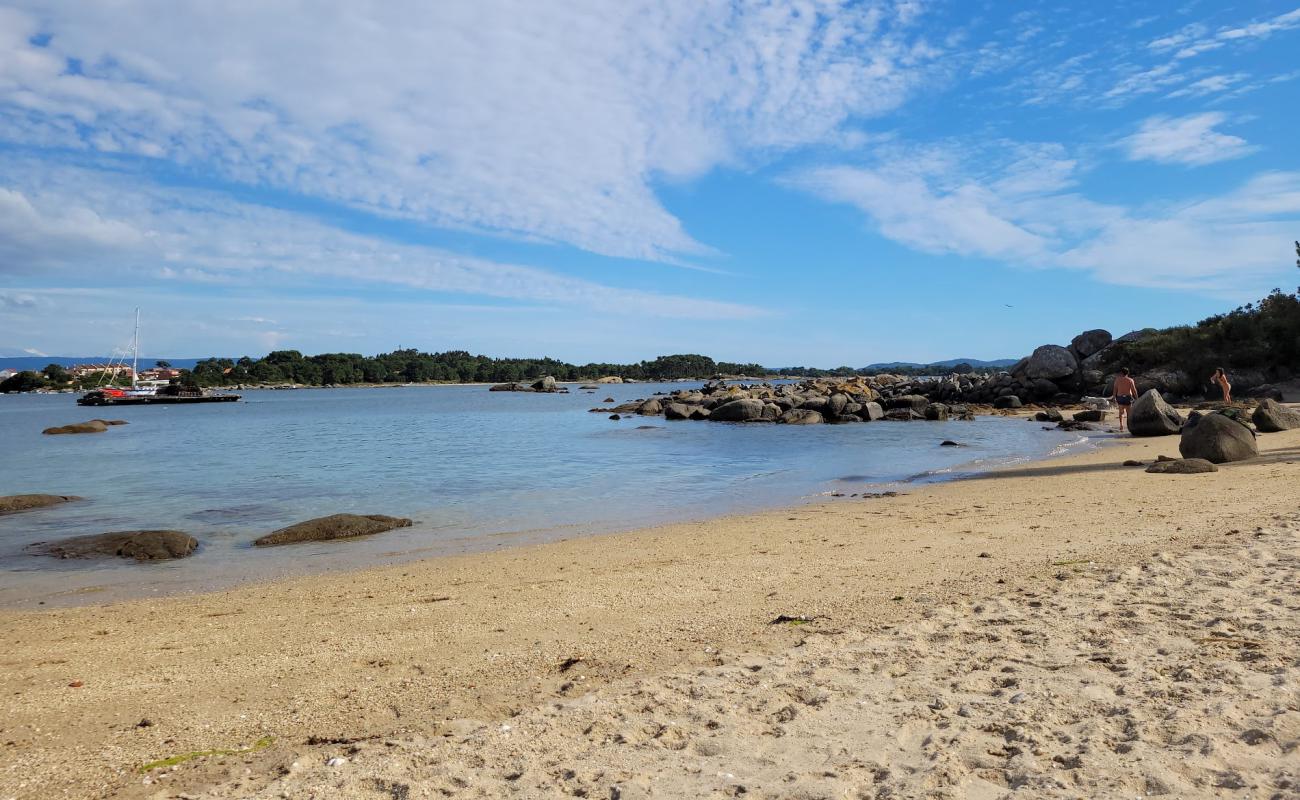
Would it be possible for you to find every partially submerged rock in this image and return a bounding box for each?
[1179,412,1257,464]
[1127,390,1184,437]
[30,530,198,561]
[0,494,82,516]
[253,514,413,547]
[1252,398,1300,432]
[1145,458,1218,474]
[42,420,109,435]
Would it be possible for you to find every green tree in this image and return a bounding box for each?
[42,363,72,384]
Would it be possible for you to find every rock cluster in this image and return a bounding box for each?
[42,419,128,435]
[592,378,968,424]
[489,376,565,393]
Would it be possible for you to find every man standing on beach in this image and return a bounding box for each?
[1111,368,1138,432]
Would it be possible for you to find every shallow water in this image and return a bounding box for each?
[0,384,1095,606]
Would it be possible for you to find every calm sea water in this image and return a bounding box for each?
[0,384,1095,606]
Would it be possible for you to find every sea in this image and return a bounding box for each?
[0,383,1101,607]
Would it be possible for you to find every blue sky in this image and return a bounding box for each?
[1,0,1298,365]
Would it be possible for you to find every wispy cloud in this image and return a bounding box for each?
[791,145,1300,294]
[0,162,768,321]
[1150,6,1300,58]
[1122,113,1256,166]
[0,1,940,263]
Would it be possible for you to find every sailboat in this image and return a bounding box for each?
[77,309,240,406]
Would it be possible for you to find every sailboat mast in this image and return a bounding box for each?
[132,307,140,389]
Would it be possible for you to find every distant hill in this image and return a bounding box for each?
[0,356,208,371]
[864,358,1017,371]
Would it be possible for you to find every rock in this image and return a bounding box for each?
[886,395,929,413]
[924,403,949,421]
[1073,409,1107,423]
[1128,390,1184,437]
[0,494,83,515]
[90,419,128,426]
[827,393,849,417]
[710,398,768,422]
[30,530,198,561]
[42,420,110,435]
[1122,459,1144,466]
[993,395,1022,409]
[603,397,615,403]
[940,440,965,447]
[636,399,663,415]
[688,407,712,421]
[1035,409,1064,423]
[860,401,884,421]
[608,414,621,420]
[884,408,924,421]
[253,514,413,547]
[595,376,623,384]
[1056,419,1094,431]
[1252,399,1300,432]
[798,396,830,413]
[663,402,695,420]
[1070,329,1112,359]
[1029,378,1060,399]
[1024,345,1078,381]
[1179,412,1257,464]
[1135,368,1191,396]
[531,376,557,392]
[488,382,527,392]
[778,408,824,425]
[1145,458,1218,474]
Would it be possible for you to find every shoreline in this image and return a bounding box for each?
[2,424,1297,798]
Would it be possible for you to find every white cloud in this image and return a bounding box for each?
[791,144,1300,294]
[1166,73,1249,98]
[0,1,938,262]
[0,162,767,321]
[1149,7,1300,59]
[1122,113,1256,166]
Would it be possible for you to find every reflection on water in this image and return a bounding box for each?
[0,384,1093,606]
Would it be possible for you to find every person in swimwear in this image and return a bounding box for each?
[1111,368,1138,432]
[1210,367,1231,402]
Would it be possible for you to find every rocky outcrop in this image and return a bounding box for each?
[489,377,562,393]
[0,494,82,515]
[253,514,413,547]
[1252,399,1300,432]
[1128,390,1184,437]
[595,376,623,384]
[42,420,109,435]
[1145,458,1218,474]
[1179,412,1257,464]
[30,530,198,561]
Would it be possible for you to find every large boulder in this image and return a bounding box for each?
[253,514,413,547]
[42,420,109,435]
[1135,369,1191,397]
[663,402,695,420]
[1179,413,1257,464]
[1072,409,1107,423]
[993,395,1022,409]
[886,395,929,413]
[709,399,767,422]
[1024,345,1078,381]
[595,376,623,384]
[531,376,557,392]
[1252,399,1300,432]
[1070,330,1112,359]
[1145,458,1218,475]
[636,399,663,415]
[860,401,885,421]
[1127,390,1184,437]
[30,530,198,561]
[778,408,824,425]
[0,494,82,515]
[924,403,949,421]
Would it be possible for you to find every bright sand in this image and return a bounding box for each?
[2,422,1298,799]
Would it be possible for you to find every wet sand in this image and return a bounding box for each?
[2,423,1298,798]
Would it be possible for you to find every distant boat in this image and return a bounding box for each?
[76,309,241,407]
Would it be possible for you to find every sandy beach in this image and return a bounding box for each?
[3,422,1298,799]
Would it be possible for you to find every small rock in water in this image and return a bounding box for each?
[940,440,965,447]
[609,414,621,420]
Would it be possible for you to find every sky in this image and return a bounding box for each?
[1,0,1298,366]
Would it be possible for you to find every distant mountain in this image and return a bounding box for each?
[864,357,1017,370]
[0,356,208,371]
